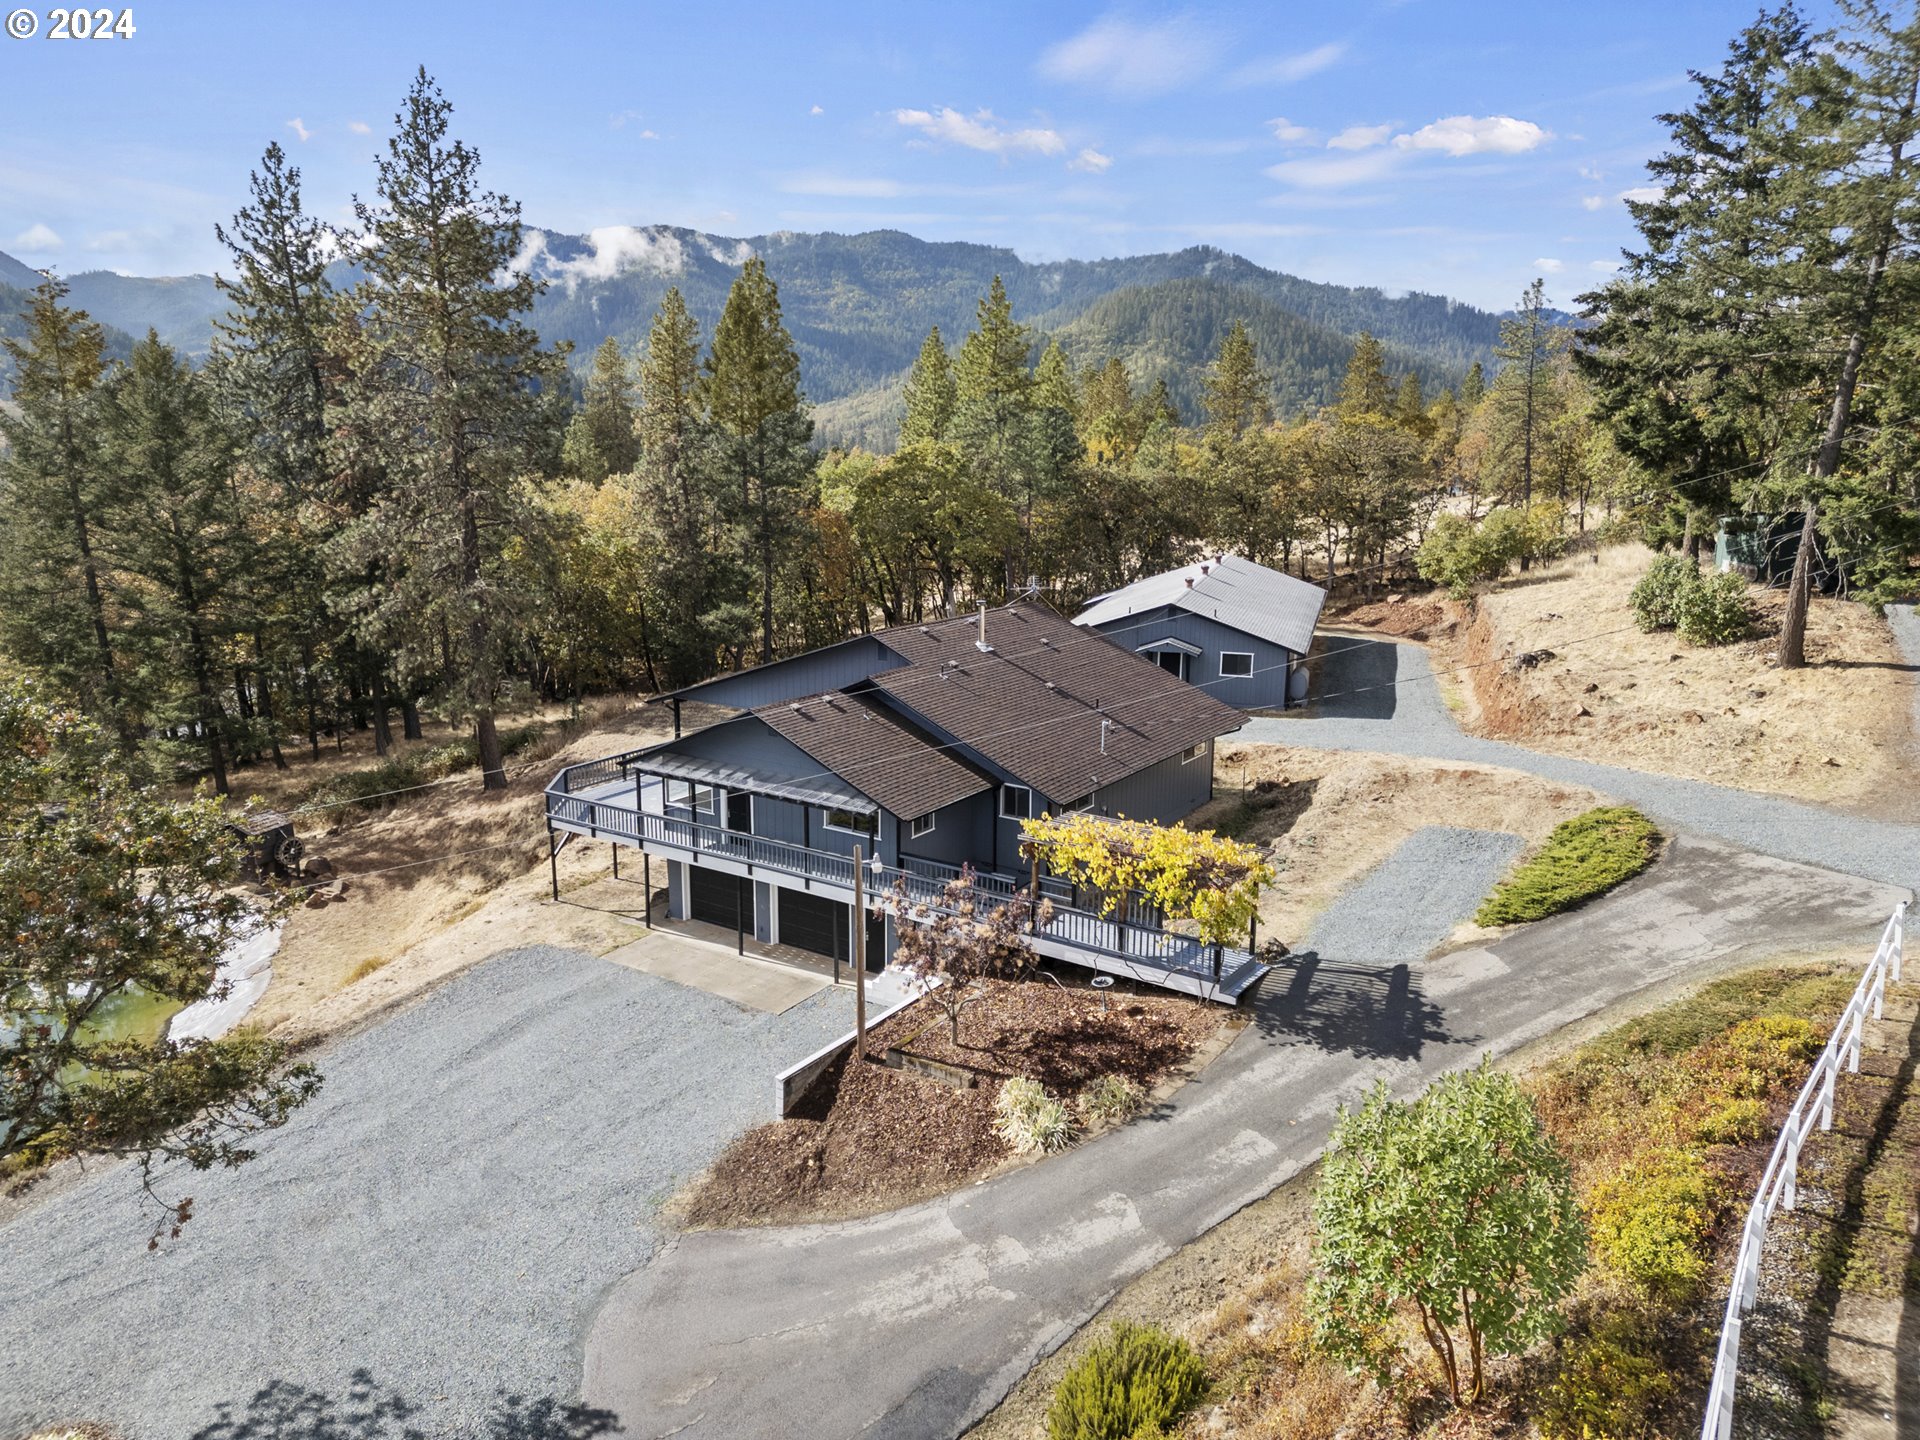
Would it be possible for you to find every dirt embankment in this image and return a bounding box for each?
[1345,546,1916,815]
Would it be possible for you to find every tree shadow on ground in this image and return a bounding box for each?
[185,1369,618,1440]
[1246,953,1470,1061]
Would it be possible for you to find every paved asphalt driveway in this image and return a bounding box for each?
[0,946,854,1440]
[581,835,1903,1438]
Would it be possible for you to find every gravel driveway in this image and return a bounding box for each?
[1257,634,1920,898]
[0,944,853,1440]
[1305,825,1524,962]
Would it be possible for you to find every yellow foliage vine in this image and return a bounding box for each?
[1019,812,1275,946]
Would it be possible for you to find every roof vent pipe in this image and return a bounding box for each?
[975,602,993,653]
[1100,716,1112,755]
[1184,577,1194,588]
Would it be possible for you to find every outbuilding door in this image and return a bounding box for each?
[688,865,751,931]
[778,889,885,970]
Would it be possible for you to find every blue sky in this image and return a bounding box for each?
[1,1,1780,310]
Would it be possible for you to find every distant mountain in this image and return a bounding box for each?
[0,276,137,390]
[0,227,1522,447]
[0,250,43,289]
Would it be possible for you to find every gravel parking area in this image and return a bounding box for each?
[0,944,853,1440]
[1889,603,1920,737]
[1249,636,1920,898]
[1304,825,1524,962]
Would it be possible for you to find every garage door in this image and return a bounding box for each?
[778,889,885,969]
[688,865,751,931]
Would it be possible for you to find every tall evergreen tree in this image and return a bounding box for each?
[331,69,569,789]
[0,278,133,746]
[1199,320,1272,442]
[1459,361,1486,409]
[97,335,249,794]
[563,336,641,483]
[953,276,1037,590]
[627,288,730,685]
[901,325,958,446]
[1489,280,1564,532]
[703,256,815,664]
[1336,332,1393,419]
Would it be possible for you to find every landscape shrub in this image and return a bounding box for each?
[994,1077,1076,1154]
[1704,1015,1823,1097]
[1692,1095,1767,1147]
[1417,504,1567,599]
[1079,1073,1146,1125]
[1588,1148,1716,1300]
[1629,554,1696,632]
[1474,807,1660,926]
[1675,568,1754,645]
[1538,1308,1675,1440]
[1046,1321,1209,1440]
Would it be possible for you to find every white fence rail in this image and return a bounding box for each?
[1701,900,1908,1440]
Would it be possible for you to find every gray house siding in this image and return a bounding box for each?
[1088,605,1296,710]
[897,791,996,871]
[1089,742,1214,824]
[660,635,907,712]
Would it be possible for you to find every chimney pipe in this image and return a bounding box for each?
[1184,577,1194,588]
[979,603,986,646]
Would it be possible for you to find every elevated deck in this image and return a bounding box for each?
[546,750,1267,1005]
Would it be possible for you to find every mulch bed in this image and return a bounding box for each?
[677,977,1234,1229]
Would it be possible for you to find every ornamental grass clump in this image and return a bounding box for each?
[1046,1321,1209,1440]
[994,1076,1076,1154]
[1079,1073,1146,1126]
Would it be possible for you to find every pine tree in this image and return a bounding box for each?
[331,69,569,789]
[211,140,340,764]
[703,256,815,664]
[1460,362,1486,409]
[1490,280,1564,532]
[1337,333,1393,419]
[1033,337,1078,423]
[901,326,958,445]
[627,288,731,685]
[1200,320,1272,442]
[952,276,1037,591]
[0,278,133,746]
[563,336,641,483]
[96,334,249,794]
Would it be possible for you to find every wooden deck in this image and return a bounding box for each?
[547,752,1268,1005]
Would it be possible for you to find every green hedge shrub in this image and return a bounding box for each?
[1589,1148,1717,1299]
[1629,554,1695,632]
[1046,1321,1208,1440]
[1417,505,1567,599]
[1475,807,1660,926]
[1675,569,1754,645]
[1692,1096,1767,1146]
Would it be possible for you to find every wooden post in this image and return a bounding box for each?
[644,854,653,928]
[1029,843,1041,935]
[853,845,868,1059]
[548,824,558,901]
[612,842,619,880]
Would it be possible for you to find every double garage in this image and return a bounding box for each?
[685,865,883,970]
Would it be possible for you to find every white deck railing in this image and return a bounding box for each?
[1701,900,1908,1440]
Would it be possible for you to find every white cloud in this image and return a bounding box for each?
[1229,42,1347,87]
[349,120,372,135]
[1533,257,1566,274]
[1037,14,1223,96]
[1619,185,1663,203]
[1269,117,1315,145]
[1069,147,1113,173]
[507,226,691,289]
[892,107,1066,157]
[11,222,60,251]
[286,118,312,143]
[1577,164,1604,181]
[810,105,824,116]
[85,229,137,252]
[638,129,660,140]
[1328,123,1392,151]
[1589,259,1621,273]
[1265,148,1402,189]
[1393,115,1549,156]
[1581,195,1606,211]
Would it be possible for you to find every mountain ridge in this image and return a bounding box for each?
[0,225,1525,447]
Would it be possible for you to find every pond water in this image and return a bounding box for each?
[86,985,186,1044]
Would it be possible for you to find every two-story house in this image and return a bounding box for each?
[544,600,1269,1001]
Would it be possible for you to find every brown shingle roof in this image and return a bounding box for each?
[868,602,1244,803]
[754,690,994,820]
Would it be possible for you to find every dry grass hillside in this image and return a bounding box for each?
[212,697,725,1046]
[1353,546,1915,814]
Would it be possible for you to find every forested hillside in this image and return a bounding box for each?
[0,227,1515,447]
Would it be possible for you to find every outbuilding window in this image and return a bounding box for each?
[1219,652,1254,678]
[1181,742,1207,763]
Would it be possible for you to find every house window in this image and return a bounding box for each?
[823,807,878,839]
[1181,742,1207,764]
[1219,651,1254,678]
[1064,794,1095,813]
[908,813,937,839]
[1000,785,1032,819]
[666,778,715,813]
